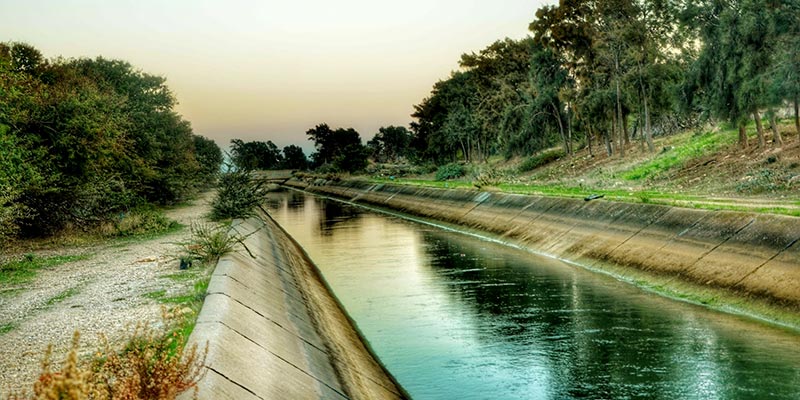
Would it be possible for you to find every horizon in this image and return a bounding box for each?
[0,0,552,153]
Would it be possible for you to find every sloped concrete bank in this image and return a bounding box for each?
[185,211,407,399]
[287,178,800,328]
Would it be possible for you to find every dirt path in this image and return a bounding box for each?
[0,192,215,396]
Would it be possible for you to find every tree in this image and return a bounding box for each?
[367,126,412,163]
[0,42,211,237]
[230,139,283,170]
[307,124,364,169]
[281,145,308,170]
[193,135,223,185]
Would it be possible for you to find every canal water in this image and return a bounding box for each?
[265,191,800,400]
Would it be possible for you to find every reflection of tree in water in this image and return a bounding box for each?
[317,199,362,235]
[419,231,749,400]
[264,191,306,212]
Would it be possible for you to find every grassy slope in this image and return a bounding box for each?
[374,121,800,216]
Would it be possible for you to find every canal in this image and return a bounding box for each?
[264,190,800,400]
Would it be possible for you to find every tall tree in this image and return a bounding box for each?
[281,145,308,170]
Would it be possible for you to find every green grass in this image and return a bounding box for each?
[622,129,738,181]
[0,254,90,287]
[44,286,81,307]
[143,289,167,300]
[0,322,17,335]
[369,178,800,216]
[161,271,200,282]
[161,279,209,305]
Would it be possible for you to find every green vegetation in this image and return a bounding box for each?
[185,222,253,264]
[622,129,739,180]
[277,1,798,211]
[0,254,89,287]
[0,322,16,335]
[10,320,205,399]
[44,286,80,307]
[0,42,222,245]
[435,163,466,181]
[518,149,566,173]
[210,167,269,221]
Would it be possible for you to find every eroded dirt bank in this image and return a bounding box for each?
[185,210,407,399]
[287,179,800,328]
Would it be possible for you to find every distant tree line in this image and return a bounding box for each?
[229,139,308,171]
[0,42,222,240]
[239,0,799,174]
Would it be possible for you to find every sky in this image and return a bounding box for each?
[0,0,552,152]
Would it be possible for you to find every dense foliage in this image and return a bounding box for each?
[306,123,370,172]
[407,0,799,165]
[0,43,222,240]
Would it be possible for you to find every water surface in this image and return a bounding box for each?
[265,191,800,399]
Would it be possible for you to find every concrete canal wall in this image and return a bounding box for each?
[288,179,800,325]
[185,211,407,400]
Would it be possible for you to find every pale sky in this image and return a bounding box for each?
[0,0,551,152]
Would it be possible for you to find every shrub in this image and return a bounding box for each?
[435,163,466,181]
[100,208,179,238]
[518,149,565,173]
[185,222,254,264]
[210,167,268,221]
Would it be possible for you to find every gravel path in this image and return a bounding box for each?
[0,192,215,396]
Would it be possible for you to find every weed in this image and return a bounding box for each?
[143,290,167,300]
[44,287,80,307]
[0,322,17,335]
[161,271,199,282]
[185,222,254,264]
[0,255,89,287]
[9,311,206,400]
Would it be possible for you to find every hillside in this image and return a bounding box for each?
[377,122,800,216]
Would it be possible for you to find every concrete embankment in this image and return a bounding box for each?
[185,211,407,399]
[287,178,800,327]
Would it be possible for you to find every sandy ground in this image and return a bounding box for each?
[0,192,215,396]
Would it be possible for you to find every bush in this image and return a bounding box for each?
[518,149,565,173]
[99,208,179,238]
[210,167,268,221]
[435,163,466,181]
[184,222,254,264]
[10,311,206,400]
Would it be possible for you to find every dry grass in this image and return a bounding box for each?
[8,309,207,400]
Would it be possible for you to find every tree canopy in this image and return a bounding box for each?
[0,42,222,238]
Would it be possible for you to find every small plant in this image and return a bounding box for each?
[210,166,269,221]
[185,222,254,264]
[435,163,466,181]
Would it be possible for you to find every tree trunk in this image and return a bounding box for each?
[768,110,783,147]
[795,97,799,136]
[622,110,630,146]
[552,103,570,156]
[738,121,748,149]
[567,105,573,155]
[615,54,625,158]
[644,96,655,152]
[605,120,613,156]
[753,111,765,147]
[587,125,594,157]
